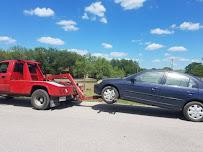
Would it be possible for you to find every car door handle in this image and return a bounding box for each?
[151,87,158,91]
[187,91,194,96]
[1,76,6,78]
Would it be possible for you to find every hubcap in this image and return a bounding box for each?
[103,88,116,102]
[35,96,45,106]
[187,104,203,120]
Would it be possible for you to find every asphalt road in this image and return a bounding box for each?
[0,98,203,152]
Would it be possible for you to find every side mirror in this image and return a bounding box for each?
[130,78,135,84]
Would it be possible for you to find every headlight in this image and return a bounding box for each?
[97,80,103,84]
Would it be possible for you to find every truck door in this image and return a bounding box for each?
[0,62,10,93]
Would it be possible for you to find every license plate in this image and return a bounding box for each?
[59,96,66,101]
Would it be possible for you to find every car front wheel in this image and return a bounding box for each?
[101,86,119,104]
[183,101,203,122]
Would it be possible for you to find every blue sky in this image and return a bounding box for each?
[0,0,203,69]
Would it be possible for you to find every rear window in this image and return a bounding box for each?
[0,62,9,73]
[165,72,189,87]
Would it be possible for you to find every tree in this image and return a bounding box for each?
[162,67,173,71]
[93,58,112,80]
[185,62,203,77]
[111,59,140,76]
[0,47,142,79]
[111,66,125,78]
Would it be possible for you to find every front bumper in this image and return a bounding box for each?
[94,84,102,95]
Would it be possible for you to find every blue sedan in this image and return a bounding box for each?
[94,70,203,122]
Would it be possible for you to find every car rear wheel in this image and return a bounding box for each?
[101,86,119,104]
[183,101,203,122]
[31,89,50,110]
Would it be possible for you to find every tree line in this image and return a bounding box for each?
[0,47,140,79]
[0,47,202,79]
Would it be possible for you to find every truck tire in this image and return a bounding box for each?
[101,86,119,104]
[183,101,203,122]
[31,89,50,110]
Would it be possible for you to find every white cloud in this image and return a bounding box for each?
[0,36,16,44]
[164,53,171,57]
[170,24,177,29]
[152,59,161,63]
[82,1,107,24]
[114,0,146,10]
[37,37,64,45]
[100,17,108,24]
[179,22,202,31]
[82,13,89,20]
[102,42,113,49]
[168,46,187,52]
[56,20,79,31]
[145,43,164,51]
[110,52,128,57]
[85,1,106,17]
[68,49,88,56]
[24,7,54,17]
[150,28,174,35]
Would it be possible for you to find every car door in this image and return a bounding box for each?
[159,72,199,109]
[123,71,164,105]
[0,62,10,93]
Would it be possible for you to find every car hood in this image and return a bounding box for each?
[102,78,124,82]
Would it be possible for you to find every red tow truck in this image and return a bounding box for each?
[0,60,92,110]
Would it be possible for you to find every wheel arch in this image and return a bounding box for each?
[182,99,203,110]
[30,85,49,96]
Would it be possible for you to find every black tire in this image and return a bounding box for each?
[31,89,50,110]
[5,96,14,100]
[101,86,119,104]
[183,101,203,122]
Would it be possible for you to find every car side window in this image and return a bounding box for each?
[188,79,198,88]
[165,72,189,87]
[135,72,163,84]
[0,62,9,73]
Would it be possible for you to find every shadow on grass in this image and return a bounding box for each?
[91,103,183,120]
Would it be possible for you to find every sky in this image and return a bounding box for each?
[0,0,203,69]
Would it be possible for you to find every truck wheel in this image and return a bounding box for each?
[183,101,203,122]
[31,89,50,110]
[101,86,119,104]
